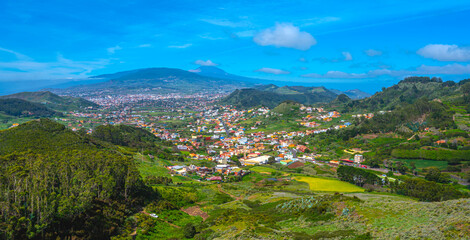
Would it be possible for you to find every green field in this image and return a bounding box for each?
[250,166,280,174]
[135,154,172,177]
[294,176,365,192]
[394,159,448,171]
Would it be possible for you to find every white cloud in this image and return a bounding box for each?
[417,44,470,62]
[200,18,251,28]
[107,45,122,54]
[302,71,366,79]
[194,59,218,66]
[365,49,382,57]
[301,63,470,79]
[301,17,341,26]
[299,57,307,62]
[253,23,316,51]
[342,52,352,61]
[188,69,201,73]
[235,30,256,38]
[255,67,290,75]
[415,63,470,75]
[168,43,192,49]
[0,46,32,61]
[0,52,110,80]
[138,44,152,48]
[199,34,225,40]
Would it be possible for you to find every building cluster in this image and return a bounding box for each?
[50,94,374,180]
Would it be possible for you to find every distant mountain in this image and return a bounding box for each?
[57,67,253,95]
[344,89,372,99]
[329,89,371,100]
[220,85,337,108]
[191,66,263,83]
[0,98,58,118]
[0,91,98,111]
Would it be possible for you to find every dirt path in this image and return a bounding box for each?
[217,184,243,200]
[181,206,209,220]
[407,133,417,141]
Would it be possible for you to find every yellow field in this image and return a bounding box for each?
[294,176,365,192]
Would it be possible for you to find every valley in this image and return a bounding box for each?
[1,73,469,239]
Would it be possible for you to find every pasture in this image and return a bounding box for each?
[394,159,448,171]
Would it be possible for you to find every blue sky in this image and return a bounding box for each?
[0,0,469,92]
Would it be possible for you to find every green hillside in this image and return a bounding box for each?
[0,119,149,239]
[0,91,98,111]
[221,85,337,108]
[0,98,58,117]
[336,77,469,112]
[92,124,161,148]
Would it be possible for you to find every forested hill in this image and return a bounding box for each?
[0,98,58,117]
[92,124,162,149]
[220,85,337,108]
[0,91,98,111]
[334,77,470,112]
[0,119,149,239]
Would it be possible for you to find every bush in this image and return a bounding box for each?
[183,223,197,238]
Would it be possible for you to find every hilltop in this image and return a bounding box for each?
[220,85,337,108]
[0,91,98,111]
[0,98,58,118]
[335,77,470,112]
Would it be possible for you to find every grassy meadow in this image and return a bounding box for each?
[294,176,365,192]
[394,158,448,171]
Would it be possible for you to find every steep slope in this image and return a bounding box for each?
[221,85,337,108]
[338,77,466,112]
[0,98,58,117]
[220,88,288,108]
[0,119,148,239]
[92,124,161,149]
[0,91,98,111]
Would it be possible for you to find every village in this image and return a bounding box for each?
[44,94,374,182]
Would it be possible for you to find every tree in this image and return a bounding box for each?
[461,82,470,103]
[230,156,241,167]
[267,156,276,165]
[425,167,441,182]
[183,223,197,238]
[395,162,408,174]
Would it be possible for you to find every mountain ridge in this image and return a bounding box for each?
[0,91,98,111]
[220,84,338,108]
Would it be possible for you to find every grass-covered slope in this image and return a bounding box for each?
[0,98,58,117]
[92,124,161,149]
[0,119,148,239]
[336,77,469,112]
[0,91,98,111]
[221,85,337,108]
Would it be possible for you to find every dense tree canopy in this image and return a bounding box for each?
[0,119,151,239]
